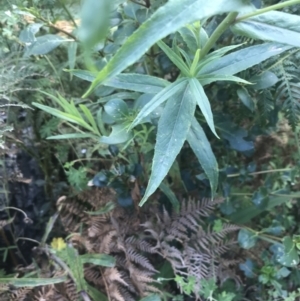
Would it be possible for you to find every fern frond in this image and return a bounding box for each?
[266,49,300,129]
[125,236,156,254]
[126,248,157,273]
[142,198,238,297]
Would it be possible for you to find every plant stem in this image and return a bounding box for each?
[35,15,77,41]
[16,237,40,244]
[227,168,292,178]
[236,0,300,22]
[58,0,78,28]
[200,12,238,59]
[44,55,64,92]
[1,207,32,223]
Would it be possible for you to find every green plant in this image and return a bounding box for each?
[29,0,300,206]
[2,0,300,300]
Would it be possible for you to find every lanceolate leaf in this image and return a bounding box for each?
[198,43,292,76]
[187,117,218,195]
[83,0,254,97]
[129,78,188,130]
[105,74,169,94]
[70,69,168,93]
[0,276,67,287]
[198,74,252,86]
[232,11,300,47]
[24,35,69,56]
[140,82,196,206]
[157,40,190,76]
[159,182,180,213]
[196,43,244,74]
[68,69,96,82]
[47,133,99,140]
[80,254,116,267]
[78,0,112,48]
[67,42,77,79]
[32,102,95,133]
[189,78,218,137]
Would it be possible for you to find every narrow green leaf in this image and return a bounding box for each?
[78,0,111,48]
[237,87,255,111]
[67,69,96,82]
[129,78,188,130]
[105,74,169,94]
[196,43,244,74]
[96,108,107,136]
[60,97,81,119]
[189,78,218,137]
[38,90,81,120]
[177,47,192,67]
[178,26,199,53]
[87,284,108,301]
[41,213,59,245]
[140,82,196,206]
[187,117,218,195]
[80,254,116,267]
[0,276,67,287]
[32,103,94,132]
[157,40,190,76]
[69,70,168,94]
[190,49,201,76]
[24,34,68,56]
[68,42,77,80]
[79,104,100,135]
[54,94,74,114]
[159,182,180,213]
[198,74,252,86]
[66,245,86,292]
[47,133,98,140]
[82,0,254,96]
[232,11,300,47]
[38,90,65,106]
[198,43,292,76]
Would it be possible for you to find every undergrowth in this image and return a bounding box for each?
[1,0,300,301]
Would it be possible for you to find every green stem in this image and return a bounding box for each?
[44,55,64,92]
[236,0,300,22]
[227,168,292,178]
[1,207,32,223]
[230,192,300,198]
[16,237,40,244]
[200,12,238,59]
[230,193,252,196]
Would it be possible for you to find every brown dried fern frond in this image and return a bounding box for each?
[56,188,117,233]
[32,285,62,301]
[77,187,116,209]
[0,286,32,301]
[142,197,239,297]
